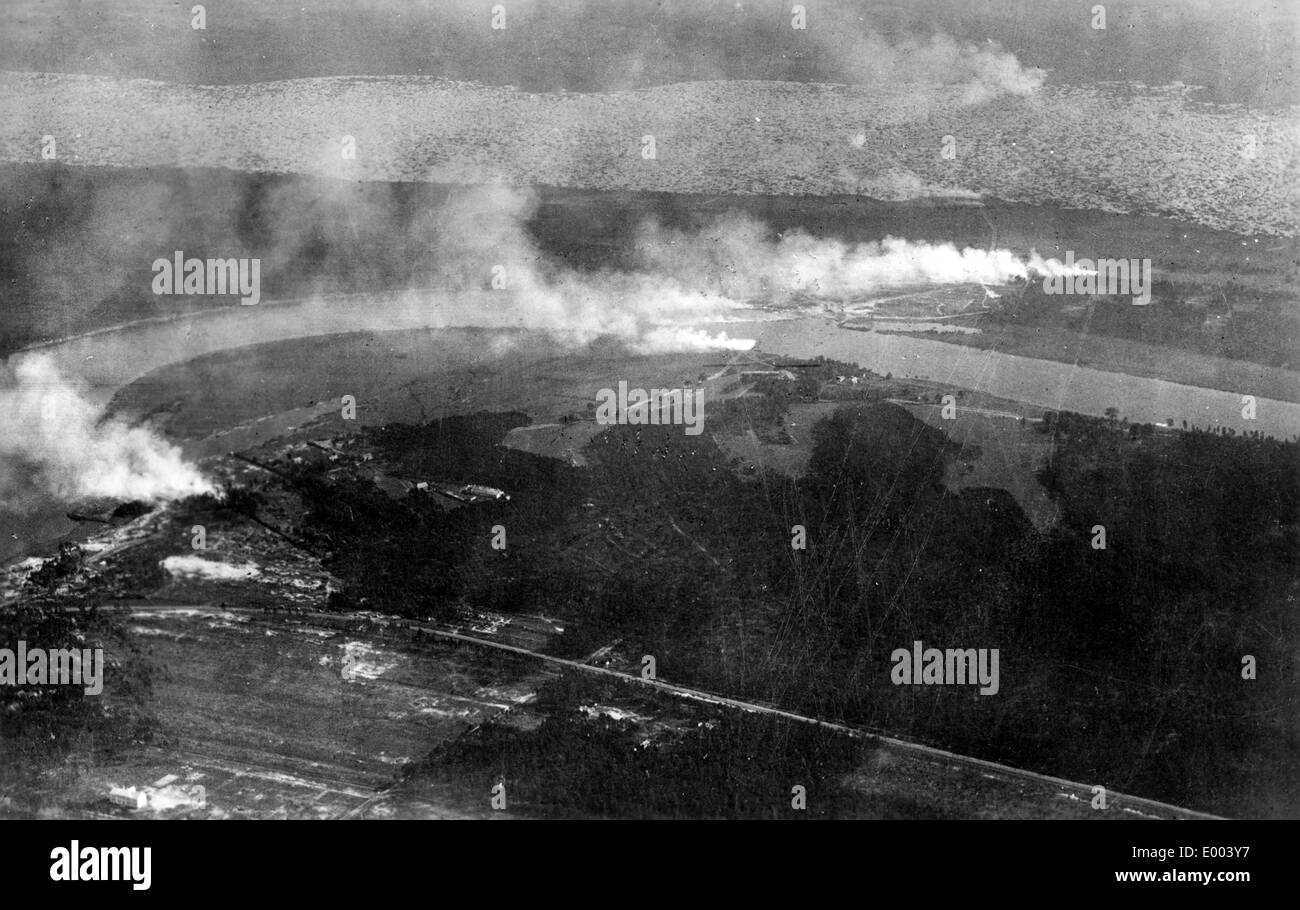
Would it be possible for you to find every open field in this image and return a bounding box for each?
[6,604,560,818]
[3,601,1217,820]
[713,392,1058,529]
[893,401,1058,529]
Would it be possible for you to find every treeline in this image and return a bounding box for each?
[299,399,1298,815]
[1021,409,1299,808]
[766,402,1297,815]
[991,277,1298,370]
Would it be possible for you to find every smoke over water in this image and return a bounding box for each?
[632,214,1086,303]
[0,354,214,509]
[0,182,1086,517]
[415,186,1083,343]
[415,185,759,352]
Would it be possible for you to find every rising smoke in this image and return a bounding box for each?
[0,179,1084,511]
[0,0,1046,104]
[0,354,214,508]
[419,185,1082,340]
[632,212,1085,302]
[806,14,1045,105]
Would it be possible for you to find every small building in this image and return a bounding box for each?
[461,484,510,501]
[108,787,148,809]
[740,369,797,381]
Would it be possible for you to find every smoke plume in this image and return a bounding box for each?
[630,211,1085,303]
[414,184,759,350]
[0,354,214,508]
[407,186,1082,341]
[0,181,1087,513]
[811,19,1045,105]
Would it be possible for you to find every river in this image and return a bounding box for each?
[4,295,1296,564]
[710,316,1300,441]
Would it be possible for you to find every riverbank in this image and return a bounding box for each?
[714,316,1300,441]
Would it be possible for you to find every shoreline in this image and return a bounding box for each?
[5,299,1297,569]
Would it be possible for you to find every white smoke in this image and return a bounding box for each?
[422,184,755,350]
[0,186,1089,511]
[812,19,1045,105]
[631,214,1088,303]
[0,354,214,507]
[407,186,1087,340]
[633,327,755,354]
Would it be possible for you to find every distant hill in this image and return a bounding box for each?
[2,74,1294,238]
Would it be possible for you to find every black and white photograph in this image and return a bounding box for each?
[0,0,1294,888]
